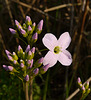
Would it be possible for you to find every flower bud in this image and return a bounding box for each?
[18,45,23,57]
[27,51,32,60]
[8,66,13,71]
[25,45,30,53]
[32,33,38,42]
[40,64,50,74]
[23,23,26,29]
[15,20,22,29]
[3,65,8,71]
[5,50,11,56]
[20,29,27,37]
[12,52,18,60]
[20,29,26,35]
[77,77,81,83]
[33,68,39,75]
[43,64,50,72]
[24,75,29,82]
[38,57,43,64]
[33,22,36,27]
[20,63,24,68]
[37,20,43,31]
[18,45,22,51]
[26,16,31,23]
[77,77,82,88]
[20,59,24,63]
[9,28,16,34]
[30,22,36,33]
[85,81,89,89]
[87,88,90,94]
[25,16,32,25]
[13,60,17,64]
[28,51,32,56]
[27,60,31,64]
[28,59,33,69]
[7,55,13,61]
[31,47,35,54]
[28,25,32,31]
[82,86,85,94]
[5,50,12,60]
[34,57,43,68]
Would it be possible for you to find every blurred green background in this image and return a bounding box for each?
[0,0,91,100]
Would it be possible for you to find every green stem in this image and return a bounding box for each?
[29,77,33,100]
[65,67,69,98]
[43,70,50,100]
[25,82,29,100]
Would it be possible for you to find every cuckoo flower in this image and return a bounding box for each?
[42,32,72,67]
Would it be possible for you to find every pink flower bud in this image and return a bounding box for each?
[26,16,31,22]
[8,55,13,61]
[3,65,8,71]
[27,60,31,64]
[43,64,50,72]
[25,45,30,53]
[38,20,43,31]
[28,51,32,55]
[28,59,33,69]
[20,29,26,35]
[82,86,85,93]
[8,66,13,71]
[15,20,19,26]
[38,57,43,64]
[24,75,29,81]
[33,68,39,75]
[31,47,35,54]
[86,81,89,86]
[33,22,36,26]
[77,77,81,83]
[15,20,22,29]
[20,63,24,68]
[28,25,32,31]
[18,45,22,51]
[13,60,17,64]
[32,33,38,40]
[9,28,16,34]
[5,50,11,56]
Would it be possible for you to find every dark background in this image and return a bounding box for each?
[0,0,91,100]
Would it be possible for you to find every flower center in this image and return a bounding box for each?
[54,46,61,54]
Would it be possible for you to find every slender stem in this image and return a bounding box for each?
[65,67,69,98]
[43,70,50,100]
[29,77,33,100]
[25,82,29,100]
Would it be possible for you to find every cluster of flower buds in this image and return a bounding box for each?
[9,16,43,44]
[77,77,90,99]
[3,45,50,82]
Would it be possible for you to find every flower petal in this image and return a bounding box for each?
[58,50,72,66]
[43,51,58,67]
[42,33,57,51]
[58,32,71,50]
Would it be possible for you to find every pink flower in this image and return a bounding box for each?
[42,32,72,67]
